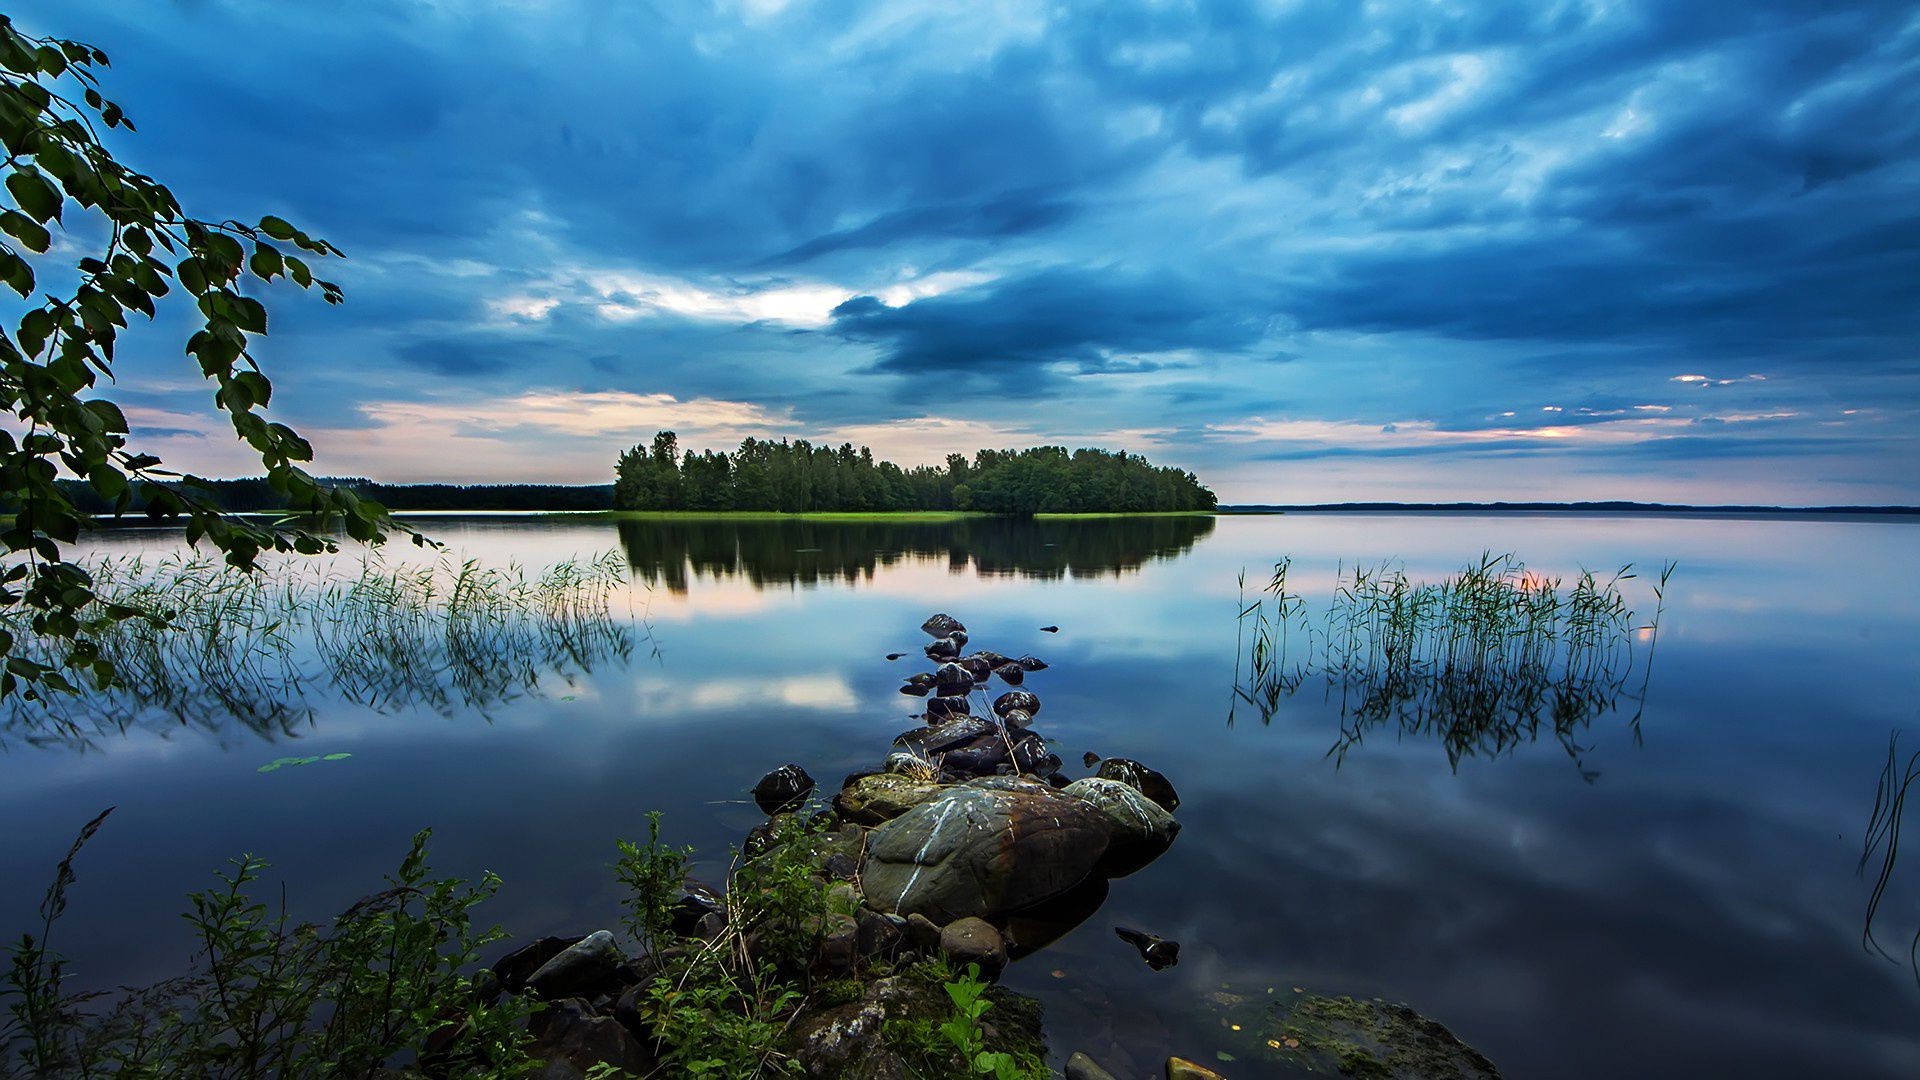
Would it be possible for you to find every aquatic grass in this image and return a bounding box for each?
[1859,730,1920,984]
[0,550,638,748]
[1232,553,1675,775]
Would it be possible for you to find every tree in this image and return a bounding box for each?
[1,15,404,699]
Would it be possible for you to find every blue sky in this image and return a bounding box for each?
[18,0,1920,503]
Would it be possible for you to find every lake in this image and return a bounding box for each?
[3,511,1918,1077]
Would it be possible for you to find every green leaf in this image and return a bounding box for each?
[258,215,298,240]
[1,209,51,253]
[5,170,62,223]
[321,752,351,761]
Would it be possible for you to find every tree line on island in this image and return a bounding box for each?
[612,432,1217,514]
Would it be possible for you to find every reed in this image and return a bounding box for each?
[0,550,637,748]
[1231,553,1674,774]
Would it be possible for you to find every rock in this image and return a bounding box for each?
[492,935,583,993]
[884,752,937,780]
[924,636,961,661]
[1114,926,1179,970]
[793,1002,888,1076]
[823,852,859,880]
[668,882,724,936]
[861,780,1113,922]
[886,652,906,661]
[938,733,1011,778]
[1083,751,1101,768]
[924,695,970,720]
[1210,992,1502,1079]
[834,772,946,825]
[753,764,816,815]
[855,908,905,959]
[971,650,1009,668]
[526,931,624,1000]
[905,912,943,952]
[1067,1052,1121,1080]
[1166,1058,1225,1080]
[1063,777,1179,870]
[1040,625,1060,633]
[525,997,655,1079]
[1016,655,1048,671]
[939,917,1008,979]
[744,813,793,857]
[1096,757,1180,812]
[949,629,969,648]
[933,662,974,697]
[993,663,1024,685]
[922,613,966,638]
[1001,708,1034,731]
[815,912,859,974]
[898,677,933,697]
[959,655,994,682]
[893,716,994,756]
[694,911,728,940]
[1001,877,1108,957]
[1012,738,1061,779]
[992,690,1040,718]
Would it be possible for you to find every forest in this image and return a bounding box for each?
[612,432,1217,514]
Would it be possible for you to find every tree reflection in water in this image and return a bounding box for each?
[0,552,636,749]
[615,514,1216,593]
[1231,553,1673,777]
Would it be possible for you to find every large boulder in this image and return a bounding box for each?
[1062,777,1179,871]
[525,997,655,1079]
[861,780,1112,923]
[834,772,945,825]
[525,930,623,1000]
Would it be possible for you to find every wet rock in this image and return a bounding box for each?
[922,613,966,638]
[893,716,994,756]
[959,655,995,682]
[924,636,961,662]
[834,772,945,825]
[949,629,969,648]
[1001,877,1109,958]
[526,931,623,1000]
[939,916,1008,979]
[1083,751,1101,768]
[993,663,1025,686]
[1063,777,1179,870]
[1012,737,1061,779]
[971,650,1010,668]
[744,813,792,858]
[753,764,816,815]
[1114,926,1180,970]
[1067,1052,1121,1080]
[1095,757,1180,812]
[1166,1058,1225,1080]
[899,673,934,697]
[668,881,724,936]
[1001,708,1034,731]
[992,690,1040,718]
[933,662,975,697]
[1017,655,1049,672]
[924,695,970,720]
[694,912,727,940]
[525,997,655,1080]
[492,935,584,993]
[905,912,943,952]
[861,780,1113,922]
[939,733,1011,777]
[823,851,859,880]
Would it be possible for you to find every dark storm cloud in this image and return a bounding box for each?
[827,268,1266,379]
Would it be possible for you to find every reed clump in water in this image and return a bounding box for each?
[1233,552,1673,774]
[0,550,637,747]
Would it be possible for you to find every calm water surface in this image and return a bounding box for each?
[4,512,1918,1078]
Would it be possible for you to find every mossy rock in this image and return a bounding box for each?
[1202,990,1500,1079]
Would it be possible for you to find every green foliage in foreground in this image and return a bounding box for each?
[1,812,534,1078]
[1,14,409,703]
[4,808,1049,1079]
[615,430,1215,514]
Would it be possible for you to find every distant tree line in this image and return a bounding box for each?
[53,478,615,515]
[613,432,1216,514]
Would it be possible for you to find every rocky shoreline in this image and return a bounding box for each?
[452,614,1499,1079]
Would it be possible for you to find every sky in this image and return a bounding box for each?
[15,0,1920,504]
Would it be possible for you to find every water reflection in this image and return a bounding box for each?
[1231,554,1670,776]
[616,514,1215,593]
[0,552,637,749]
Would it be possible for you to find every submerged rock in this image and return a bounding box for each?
[1113,926,1180,970]
[861,780,1112,923]
[753,764,816,815]
[1165,1058,1225,1080]
[1095,757,1180,813]
[1066,1052,1120,1080]
[1205,991,1502,1079]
